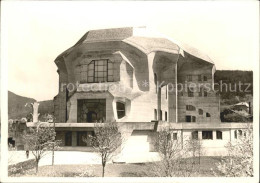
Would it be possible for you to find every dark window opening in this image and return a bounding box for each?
[203,76,207,81]
[187,75,192,81]
[77,99,106,123]
[8,138,15,147]
[77,131,94,147]
[198,75,202,81]
[159,110,162,120]
[206,112,211,117]
[65,131,72,146]
[165,111,167,121]
[216,131,222,139]
[204,90,208,97]
[186,115,191,122]
[154,73,157,93]
[202,131,213,140]
[188,87,194,97]
[87,59,113,83]
[173,133,177,140]
[186,105,196,111]
[192,116,196,122]
[116,102,126,119]
[154,109,157,120]
[199,109,203,115]
[192,131,198,140]
[234,130,237,139]
[238,130,242,136]
[199,88,203,97]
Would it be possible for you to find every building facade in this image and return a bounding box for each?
[44,27,247,158]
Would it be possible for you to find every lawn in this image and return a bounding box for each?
[9,156,223,177]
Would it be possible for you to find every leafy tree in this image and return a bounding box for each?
[22,124,60,173]
[214,124,253,176]
[84,122,122,177]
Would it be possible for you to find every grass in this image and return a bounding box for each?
[9,156,223,177]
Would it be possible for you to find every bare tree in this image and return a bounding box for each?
[84,122,122,177]
[186,137,203,165]
[151,128,191,177]
[22,124,60,173]
[214,124,253,177]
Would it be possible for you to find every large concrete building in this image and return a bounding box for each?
[41,27,247,159]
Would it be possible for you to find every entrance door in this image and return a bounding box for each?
[77,99,106,123]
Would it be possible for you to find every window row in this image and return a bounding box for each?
[192,130,222,140]
[188,88,208,97]
[186,75,208,82]
[185,106,211,117]
[154,109,168,121]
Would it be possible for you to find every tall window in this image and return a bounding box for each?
[199,109,203,115]
[203,76,207,81]
[204,89,208,97]
[154,109,157,120]
[188,87,194,97]
[198,75,202,81]
[216,131,222,139]
[87,59,113,83]
[173,133,177,140]
[187,75,192,81]
[116,102,125,119]
[192,131,198,140]
[165,111,167,121]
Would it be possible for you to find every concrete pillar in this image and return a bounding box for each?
[198,131,202,140]
[68,97,77,123]
[72,131,77,147]
[157,87,162,120]
[213,130,216,140]
[174,63,178,122]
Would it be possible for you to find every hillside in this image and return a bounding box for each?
[214,70,253,101]
[8,91,54,120]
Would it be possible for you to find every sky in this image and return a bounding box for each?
[2,1,259,101]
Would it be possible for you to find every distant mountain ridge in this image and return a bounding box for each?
[8,91,54,120]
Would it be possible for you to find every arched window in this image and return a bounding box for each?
[154,73,157,93]
[116,102,125,119]
[199,109,203,115]
[186,105,196,111]
[206,112,211,117]
[192,131,198,140]
[216,131,222,139]
[87,59,113,83]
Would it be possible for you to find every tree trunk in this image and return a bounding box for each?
[36,160,39,173]
[102,164,105,177]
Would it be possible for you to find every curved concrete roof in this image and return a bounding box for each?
[55,27,214,64]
